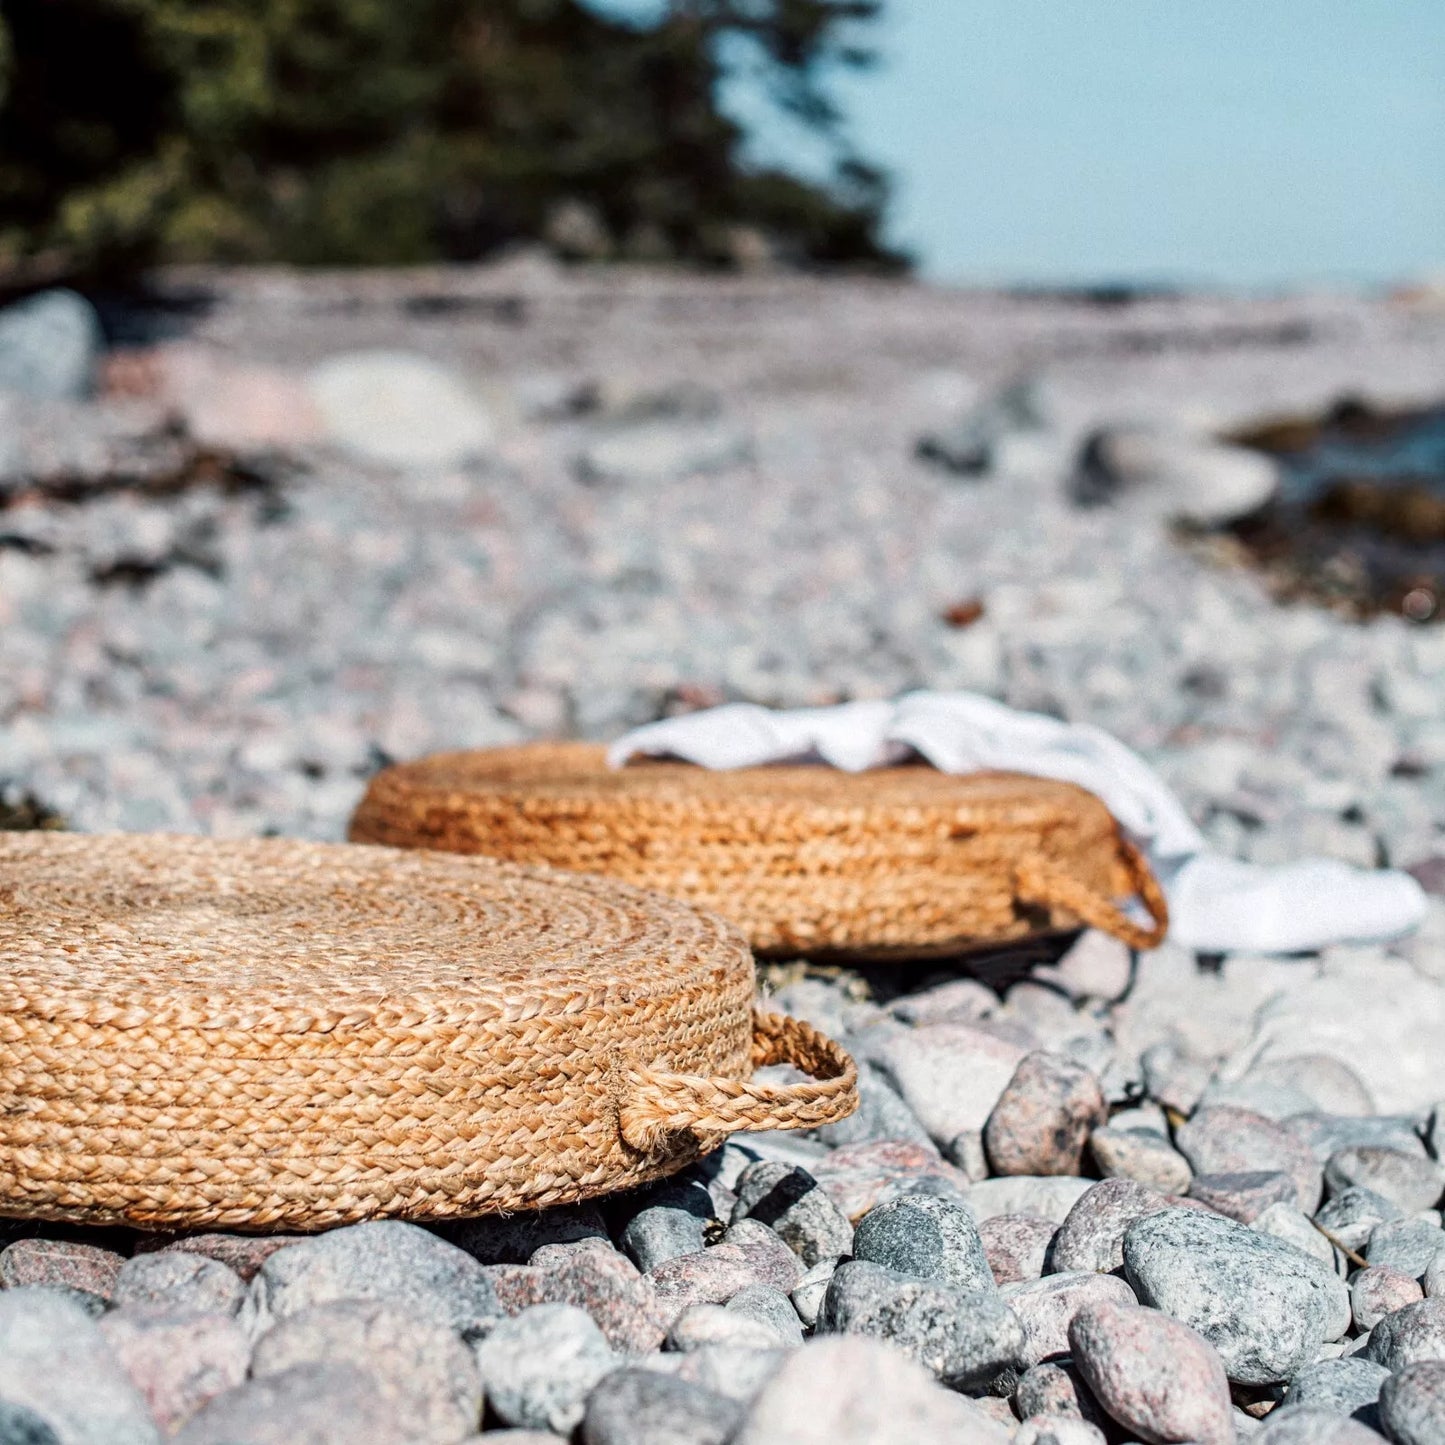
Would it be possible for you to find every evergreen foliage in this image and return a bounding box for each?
[0,0,903,275]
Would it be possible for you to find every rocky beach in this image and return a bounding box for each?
[3,262,1445,1442]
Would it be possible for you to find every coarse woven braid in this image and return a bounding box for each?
[0,833,857,1231]
[619,1010,858,1152]
[1015,837,1168,951]
[349,742,1170,956]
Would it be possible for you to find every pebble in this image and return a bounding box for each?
[621,1185,714,1272]
[814,1065,935,1151]
[243,1220,503,1341]
[915,378,1041,476]
[581,1367,742,1445]
[1187,1171,1299,1223]
[1363,1298,1445,1371]
[1366,1218,1445,1280]
[308,351,495,468]
[1050,1178,1168,1275]
[1315,1187,1405,1251]
[1197,1077,1320,1121]
[472,1435,567,1445]
[727,1132,832,1174]
[666,1304,791,1353]
[1013,1418,1106,1445]
[658,1344,789,1404]
[1286,1113,1428,1165]
[1427,1255,1445,1299]
[718,1218,805,1288]
[503,1238,669,1353]
[1325,1146,1445,1213]
[1175,1107,1323,1212]
[731,1162,855,1266]
[886,979,999,1028]
[808,1140,972,1220]
[474,1303,616,1434]
[648,1244,770,1317]
[100,1308,251,1435]
[725,1285,806,1346]
[944,1129,991,1182]
[850,1194,995,1293]
[1001,1271,1136,1367]
[445,1203,610,1264]
[139,1234,301,1282]
[576,419,751,484]
[978,1214,1058,1285]
[1038,930,1134,1002]
[172,1362,411,1445]
[0,289,101,400]
[113,1251,247,1316]
[967,1176,1095,1225]
[978,1393,1026,1431]
[1251,1405,1386,1443]
[250,1299,482,1441]
[875,1023,1027,1147]
[1281,1356,1389,1427]
[1140,1043,1213,1116]
[1012,1360,1109,1429]
[1069,1299,1234,1445]
[1250,1203,1341,1272]
[1351,1265,1424,1332]
[1070,425,1279,526]
[789,1257,840,1330]
[983,1052,1107,1177]
[730,1335,1013,1445]
[1088,1125,1194,1194]
[819,1260,1025,1389]
[1122,1207,1350,1384]
[0,1287,159,1445]
[0,1238,123,1297]
[1243,1055,1377,1118]
[141,346,322,450]
[648,1221,802,1319]
[1378,1360,1445,1445]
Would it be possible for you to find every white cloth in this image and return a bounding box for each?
[608,692,1428,955]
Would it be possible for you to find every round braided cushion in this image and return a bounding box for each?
[0,833,856,1231]
[349,743,1168,958]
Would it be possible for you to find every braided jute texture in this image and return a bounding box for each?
[0,833,856,1232]
[349,743,1169,958]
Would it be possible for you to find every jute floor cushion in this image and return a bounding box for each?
[348,742,1169,959]
[0,832,856,1231]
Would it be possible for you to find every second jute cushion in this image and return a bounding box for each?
[348,742,1169,958]
[0,832,856,1231]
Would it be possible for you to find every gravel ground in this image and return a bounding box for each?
[2,261,1445,1441]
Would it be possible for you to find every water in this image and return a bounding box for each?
[1227,403,1445,621]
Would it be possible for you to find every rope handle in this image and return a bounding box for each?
[1014,835,1169,950]
[619,1009,859,1154]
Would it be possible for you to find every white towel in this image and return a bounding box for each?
[608,692,1428,955]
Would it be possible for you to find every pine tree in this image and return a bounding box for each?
[0,0,903,275]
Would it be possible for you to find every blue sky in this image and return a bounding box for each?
[589,1,1445,289]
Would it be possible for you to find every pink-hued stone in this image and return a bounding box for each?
[1175,1107,1323,1213]
[101,1307,251,1434]
[984,1053,1108,1177]
[1051,1179,1170,1275]
[136,1231,304,1282]
[978,1214,1057,1285]
[0,1237,124,1297]
[1069,1300,1234,1445]
[1351,1265,1425,1333]
[1002,1271,1136,1366]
